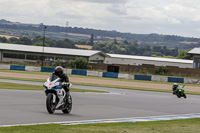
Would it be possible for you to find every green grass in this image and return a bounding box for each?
[1,69,200,87]
[0,76,44,82]
[0,75,198,95]
[73,82,200,95]
[1,118,200,133]
[0,70,51,75]
[0,82,108,93]
[1,76,199,95]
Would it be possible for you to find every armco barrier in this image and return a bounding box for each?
[25,66,41,72]
[71,69,87,76]
[10,65,25,71]
[87,71,103,77]
[41,67,54,72]
[118,73,130,79]
[168,77,184,83]
[63,68,72,74]
[184,78,200,84]
[152,75,168,82]
[102,72,118,78]
[134,75,151,81]
[1,64,200,84]
[0,64,10,70]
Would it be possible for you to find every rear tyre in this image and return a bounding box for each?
[62,95,72,114]
[46,93,56,114]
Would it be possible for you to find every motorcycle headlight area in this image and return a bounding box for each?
[44,82,59,90]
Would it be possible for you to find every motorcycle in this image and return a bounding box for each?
[175,85,187,99]
[43,73,72,114]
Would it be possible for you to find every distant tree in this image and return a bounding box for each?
[113,38,118,44]
[8,37,19,44]
[154,66,168,75]
[0,37,7,43]
[33,42,49,47]
[56,39,76,48]
[18,37,32,45]
[33,36,43,42]
[52,59,66,68]
[70,57,88,69]
[89,34,94,46]
[176,49,193,60]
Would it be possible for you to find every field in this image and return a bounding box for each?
[75,44,93,49]
[0,34,18,39]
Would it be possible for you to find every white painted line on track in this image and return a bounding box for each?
[1,113,200,127]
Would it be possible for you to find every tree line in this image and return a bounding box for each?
[0,36,184,58]
[92,40,179,57]
[0,19,199,42]
[0,36,77,49]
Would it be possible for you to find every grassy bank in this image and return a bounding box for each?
[0,82,107,93]
[0,76,199,95]
[1,69,200,87]
[0,70,200,95]
[1,118,200,133]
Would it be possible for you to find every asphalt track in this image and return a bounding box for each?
[0,79,200,126]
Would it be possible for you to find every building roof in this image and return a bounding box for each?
[0,43,109,57]
[107,53,193,64]
[188,48,200,55]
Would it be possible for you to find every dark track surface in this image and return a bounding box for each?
[0,79,200,126]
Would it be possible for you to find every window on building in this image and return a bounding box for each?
[55,57,74,62]
[89,60,103,63]
[194,57,200,69]
[27,55,41,60]
[3,53,25,59]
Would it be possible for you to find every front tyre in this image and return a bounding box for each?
[176,93,181,98]
[183,93,187,99]
[62,95,72,114]
[46,93,56,114]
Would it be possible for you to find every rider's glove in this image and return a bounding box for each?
[62,82,69,87]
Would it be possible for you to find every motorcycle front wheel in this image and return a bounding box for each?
[176,93,181,98]
[183,93,187,99]
[62,94,72,114]
[46,93,56,114]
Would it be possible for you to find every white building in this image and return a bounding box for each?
[188,48,200,69]
[105,53,193,68]
[0,43,109,63]
[0,43,194,68]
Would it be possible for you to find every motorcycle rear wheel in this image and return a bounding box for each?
[46,93,56,114]
[62,95,72,114]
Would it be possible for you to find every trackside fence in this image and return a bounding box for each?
[0,64,198,84]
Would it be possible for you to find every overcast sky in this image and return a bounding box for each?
[1,0,200,38]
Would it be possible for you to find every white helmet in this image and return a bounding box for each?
[174,83,177,85]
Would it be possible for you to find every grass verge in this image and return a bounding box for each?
[0,82,108,93]
[1,118,200,133]
[1,69,200,87]
[0,76,199,95]
[74,82,200,95]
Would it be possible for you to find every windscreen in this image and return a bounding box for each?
[49,73,59,82]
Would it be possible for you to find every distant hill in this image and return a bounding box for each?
[0,19,200,50]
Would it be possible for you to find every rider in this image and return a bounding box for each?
[54,66,70,95]
[172,83,178,94]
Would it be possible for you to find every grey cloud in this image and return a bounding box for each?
[107,5,127,15]
[71,0,128,4]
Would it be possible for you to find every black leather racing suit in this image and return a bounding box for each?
[172,85,178,94]
[58,73,70,92]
